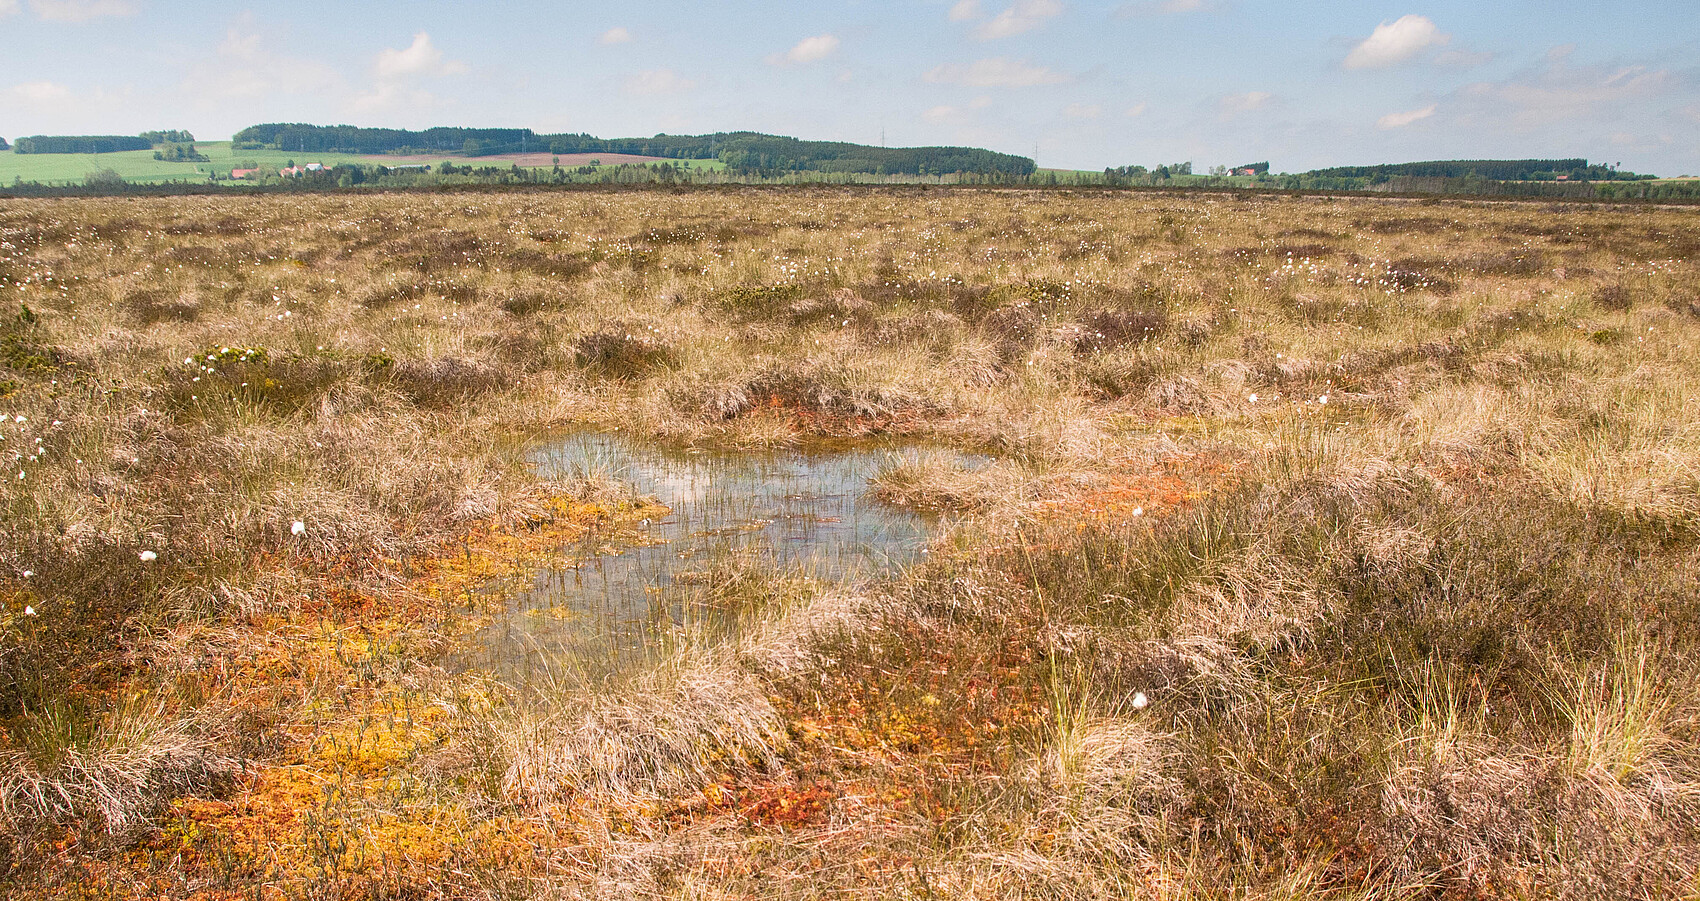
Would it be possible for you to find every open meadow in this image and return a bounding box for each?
[1,186,1699,899]
[0,144,724,185]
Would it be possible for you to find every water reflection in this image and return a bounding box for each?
[470,434,978,681]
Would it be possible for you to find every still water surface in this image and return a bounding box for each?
[470,434,977,680]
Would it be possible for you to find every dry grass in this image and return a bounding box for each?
[1,187,1698,898]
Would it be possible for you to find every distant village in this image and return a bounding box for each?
[230,163,330,179]
[227,161,437,179]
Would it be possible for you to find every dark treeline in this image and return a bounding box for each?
[233,125,537,155]
[13,135,154,154]
[139,130,196,145]
[154,143,209,162]
[1307,159,1655,182]
[8,155,1696,201]
[12,131,195,154]
[546,132,1036,176]
[231,124,1036,176]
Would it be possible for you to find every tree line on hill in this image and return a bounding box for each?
[14,135,152,154]
[11,131,196,154]
[6,141,1693,201]
[1091,156,1673,196]
[154,143,209,162]
[1305,159,1654,182]
[230,124,1036,176]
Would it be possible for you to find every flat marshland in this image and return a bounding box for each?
[1,187,1698,899]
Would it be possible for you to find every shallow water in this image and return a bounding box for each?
[469,434,977,682]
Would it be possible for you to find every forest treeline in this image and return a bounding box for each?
[10,161,1696,201]
[10,131,195,154]
[1306,158,1655,182]
[13,135,154,154]
[230,124,1036,176]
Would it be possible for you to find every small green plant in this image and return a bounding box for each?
[715,283,804,317]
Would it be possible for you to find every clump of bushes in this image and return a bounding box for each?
[389,354,509,404]
[716,283,805,318]
[1073,308,1167,354]
[572,326,678,379]
[122,288,201,325]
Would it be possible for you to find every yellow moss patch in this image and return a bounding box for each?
[1035,455,1244,523]
[105,492,671,899]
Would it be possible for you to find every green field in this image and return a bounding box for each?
[0,141,722,185]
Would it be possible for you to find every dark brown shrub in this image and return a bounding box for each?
[1074,309,1167,354]
[572,327,677,378]
[1592,284,1633,311]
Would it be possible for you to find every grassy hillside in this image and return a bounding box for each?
[0,142,722,185]
[233,124,1038,176]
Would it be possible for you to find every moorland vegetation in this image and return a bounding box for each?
[0,187,1698,899]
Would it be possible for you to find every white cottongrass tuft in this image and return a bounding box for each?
[1318,394,1329,405]
[138,550,158,562]
[1131,691,1149,709]
[23,606,35,616]
[291,520,306,537]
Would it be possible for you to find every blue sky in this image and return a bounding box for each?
[2,0,1696,174]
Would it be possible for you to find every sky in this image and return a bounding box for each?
[1,0,1696,174]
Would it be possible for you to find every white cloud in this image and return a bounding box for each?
[0,0,19,17]
[1125,102,1148,117]
[1220,91,1272,114]
[773,34,840,66]
[1455,48,1674,129]
[624,68,695,95]
[1377,103,1436,129]
[1063,102,1101,119]
[949,0,980,21]
[376,33,468,80]
[1116,0,1211,17]
[1345,15,1449,70]
[10,81,71,102]
[925,57,1067,87]
[1434,48,1492,68]
[599,26,632,45]
[27,0,135,22]
[924,105,959,123]
[350,83,438,114]
[188,22,341,102]
[972,0,1063,40]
